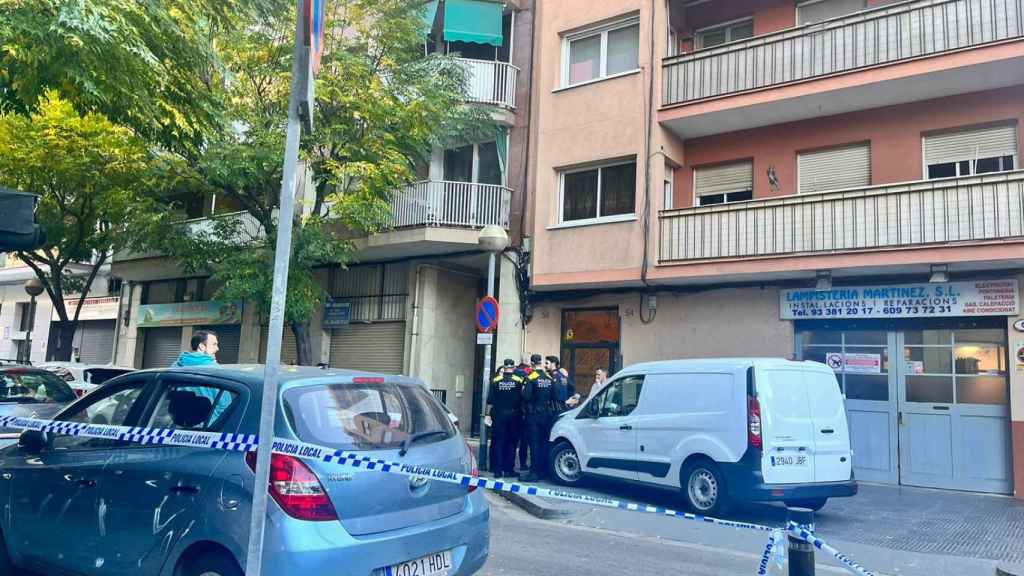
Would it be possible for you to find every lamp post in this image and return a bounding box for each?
[23,278,44,364]
[477,225,509,469]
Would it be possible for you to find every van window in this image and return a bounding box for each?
[643,373,732,415]
[589,376,644,418]
[763,369,812,419]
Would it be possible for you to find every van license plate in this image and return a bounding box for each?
[386,550,453,576]
[770,455,808,468]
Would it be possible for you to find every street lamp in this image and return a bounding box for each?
[23,278,44,364]
[477,225,509,469]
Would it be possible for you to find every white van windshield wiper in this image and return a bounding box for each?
[399,430,449,457]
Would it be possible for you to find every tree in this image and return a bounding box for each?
[0,0,273,156]
[0,93,157,361]
[147,0,491,365]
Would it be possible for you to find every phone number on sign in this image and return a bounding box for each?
[786,305,954,318]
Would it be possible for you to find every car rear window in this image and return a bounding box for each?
[0,370,76,404]
[283,382,455,451]
[85,368,133,384]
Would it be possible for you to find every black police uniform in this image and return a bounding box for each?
[522,368,557,480]
[487,369,523,477]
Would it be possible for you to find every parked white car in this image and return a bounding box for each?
[548,358,857,514]
[37,362,135,398]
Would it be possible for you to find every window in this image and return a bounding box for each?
[53,381,148,450]
[797,0,867,25]
[694,161,754,206]
[282,383,454,451]
[560,160,637,223]
[443,141,503,186]
[16,302,33,332]
[697,18,754,49]
[107,277,123,296]
[924,124,1018,180]
[586,375,644,418]
[563,17,640,87]
[0,370,76,404]
[664,165,675,210]
[147,384,238,432]
[798,143,871,194]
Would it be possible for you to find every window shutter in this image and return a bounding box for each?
[694,161,753,197]
[798,143,871,194]
[923,124,1019,167]
[797,0,867,25]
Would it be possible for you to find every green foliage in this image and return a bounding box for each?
[0,0,276,155]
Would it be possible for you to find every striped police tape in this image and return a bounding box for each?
[0,415,874,576]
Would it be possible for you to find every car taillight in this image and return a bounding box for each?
[465,441,479,493]
[748,395,762,450]
[245,452,337,521]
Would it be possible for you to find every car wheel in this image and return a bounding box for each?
[784,498,828,512]
[183,551,243,576]
[550,442,583,486]
[681,460,729,516]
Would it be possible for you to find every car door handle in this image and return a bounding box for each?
[619,425,632,431]
[933,406,950,411]
[820,429,834,434]
[169,485,200,495]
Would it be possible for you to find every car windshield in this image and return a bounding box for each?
[0,371,76,404]
[283,382,455,451]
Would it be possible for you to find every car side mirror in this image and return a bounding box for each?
[18,430,47,454]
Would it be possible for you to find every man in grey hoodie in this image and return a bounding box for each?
[172,330,219,367]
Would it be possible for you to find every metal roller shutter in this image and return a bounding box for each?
[197,325,240,364]
[694,161,753,197]
[329,322,406,374]
[142,327,183,369]
[75,320,116,365]
[259,326,299,365]
[798,143,871,194]
[924,124,1018,166]
[796,0,866,25]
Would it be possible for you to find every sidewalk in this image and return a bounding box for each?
[490,474,1024,576]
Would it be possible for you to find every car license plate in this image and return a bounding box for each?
[770,454,808,468]
[386,550,453,576]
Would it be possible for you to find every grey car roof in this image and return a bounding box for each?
[134,364,423,392]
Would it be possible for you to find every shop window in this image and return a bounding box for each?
[563,16,640,87]
[697,18,754,49]
[560,160,637,223]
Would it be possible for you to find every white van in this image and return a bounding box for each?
[548,358,857,514]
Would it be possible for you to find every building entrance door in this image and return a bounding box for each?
[797,322,1011,494]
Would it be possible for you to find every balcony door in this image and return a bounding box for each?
[442,141,503,226]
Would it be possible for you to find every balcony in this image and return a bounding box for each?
[114,210,265,264]
[457,58,519,110]
[660,0,1024,137]
[659,170,1024,263]
[389,180,512,229]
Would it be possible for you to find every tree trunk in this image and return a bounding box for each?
[49,320,78,362]
[291,321,314,366]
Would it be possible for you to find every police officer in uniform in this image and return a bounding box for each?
[520,354,556,482]
[486,359,523,479]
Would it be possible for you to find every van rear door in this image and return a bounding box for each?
[805,368,852,482]
[757,367,815,484]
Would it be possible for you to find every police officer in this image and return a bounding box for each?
[486,359,523,479]
[520,354,557,482]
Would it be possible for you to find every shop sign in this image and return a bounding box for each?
[780,279,1019,320]
[138,300,243,328]
[825,352,881,374]
[65,296,120,321]
[323,299,352,328]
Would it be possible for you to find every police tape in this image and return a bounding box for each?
[0,415,874,576]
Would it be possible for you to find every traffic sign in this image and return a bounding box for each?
[476,296,500,333]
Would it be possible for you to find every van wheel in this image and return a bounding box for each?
[785,498,828,512]
[182,550,243,576]
[681,460,729,516]
[550,442,583,486]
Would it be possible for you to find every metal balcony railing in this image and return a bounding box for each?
[456,58,519,109]
[663,0,1024,106]
[389,180,512,229]
[660,170,1024,262]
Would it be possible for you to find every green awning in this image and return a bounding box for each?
[443,0,503,46]
[420,0,440,35]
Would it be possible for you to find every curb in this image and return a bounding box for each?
[497,489,579,520]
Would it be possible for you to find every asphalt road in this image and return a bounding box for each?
[479,493,853,576]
